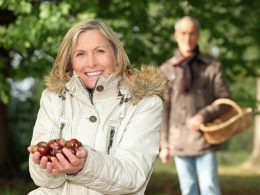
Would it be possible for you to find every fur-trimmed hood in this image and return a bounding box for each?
[45,66,168,105]
[125,66,168,104]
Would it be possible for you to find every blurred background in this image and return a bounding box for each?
[0,0,259,194]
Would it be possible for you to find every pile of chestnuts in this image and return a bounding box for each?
[30,138,82,158]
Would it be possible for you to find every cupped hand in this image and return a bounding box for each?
[50,146,88,175]
[28,145,88,175]
[27,145,53,170]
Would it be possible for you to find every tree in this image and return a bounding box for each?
[0,8,19,176]
[242,77,260,169]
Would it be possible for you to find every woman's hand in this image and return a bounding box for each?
[28,145,54,170]
[28,146,88,175]
[50,147,88,175]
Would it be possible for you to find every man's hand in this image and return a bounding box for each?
[187,114,204,131]
[159,148,171,164]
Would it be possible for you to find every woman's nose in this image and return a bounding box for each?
[86,54,97,67]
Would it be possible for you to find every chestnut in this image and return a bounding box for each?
[37,141,48,147]
[37,145,50,156]
[35,141,50,156]
[48,139,63,150]
[66,138,82,148]
[30,138,82,158]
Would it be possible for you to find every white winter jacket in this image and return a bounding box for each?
[28,67,167,195]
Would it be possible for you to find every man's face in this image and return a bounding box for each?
[174,19,199,57]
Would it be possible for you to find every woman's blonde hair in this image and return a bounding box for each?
[45,18,130,92]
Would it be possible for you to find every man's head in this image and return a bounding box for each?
[174,16,200,57]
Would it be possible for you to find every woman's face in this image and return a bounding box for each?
[72,30,117,89]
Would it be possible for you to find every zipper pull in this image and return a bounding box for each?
[59,122,65,139]
[107,127,115,154]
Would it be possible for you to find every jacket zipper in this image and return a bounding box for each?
[89,90,94,105]
[107,126,115,154]
[59,122,65,139]
[76,75,98,105]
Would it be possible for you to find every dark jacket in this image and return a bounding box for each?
[160,53,230,156]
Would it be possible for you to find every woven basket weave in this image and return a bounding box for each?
[200,98,253,144]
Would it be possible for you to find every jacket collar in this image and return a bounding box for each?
[66,73,123,102]
[51,66,168,105]
[168,53,212,66]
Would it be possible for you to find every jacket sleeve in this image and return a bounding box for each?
[198,62,231,122]
[66,96,162,194]
[29,89,66,188]
[159,64,172,149]
[160,90,171,149]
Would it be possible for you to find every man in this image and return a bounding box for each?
[159,16,230,195]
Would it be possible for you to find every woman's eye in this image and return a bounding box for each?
[75,52,83,57]
[97,49,105,53]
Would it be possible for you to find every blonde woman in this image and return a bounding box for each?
[27,18,167,195]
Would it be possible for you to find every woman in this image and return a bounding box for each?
[28,18,167,195]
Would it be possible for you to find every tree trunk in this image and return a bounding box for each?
[242,77,260,169]
[0,102,21,177]
[0,52,21,177]
[0,103,9,162]
[0,8,21,177]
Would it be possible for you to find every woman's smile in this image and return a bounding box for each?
[84,70,104,77]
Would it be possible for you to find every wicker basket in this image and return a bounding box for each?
[200,98,253,144]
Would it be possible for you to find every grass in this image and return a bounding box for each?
[146,151,260,195]
[1,151,260,195]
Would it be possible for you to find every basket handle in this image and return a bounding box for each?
[212,98,243,115]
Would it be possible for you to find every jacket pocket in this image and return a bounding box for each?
[107,120,121,154]
[107,126,115,154]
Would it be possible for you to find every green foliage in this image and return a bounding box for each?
[8,78,44,164]
[1,0,259,102]
[230,76,256,107]
[0,84,9,104]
